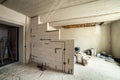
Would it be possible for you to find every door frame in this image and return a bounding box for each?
[0,20,25,63]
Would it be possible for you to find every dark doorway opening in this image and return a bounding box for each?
[0,24,19,67]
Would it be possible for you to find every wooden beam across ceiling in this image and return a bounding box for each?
[62,23,97,28]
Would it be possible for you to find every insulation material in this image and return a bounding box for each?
[31,16,74,74]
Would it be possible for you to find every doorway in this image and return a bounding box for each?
[0,24,19,67]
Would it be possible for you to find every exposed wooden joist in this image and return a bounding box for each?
[99,22,104,25]
[62,23,97,28]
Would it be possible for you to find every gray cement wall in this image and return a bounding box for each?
[111,20,120,58]
[60,24,111,54]
[31,17,74,74]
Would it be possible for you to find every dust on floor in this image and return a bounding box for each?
[0,57,120,80]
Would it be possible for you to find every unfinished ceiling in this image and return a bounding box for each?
[1,0,120,26]
[2,0,101,16]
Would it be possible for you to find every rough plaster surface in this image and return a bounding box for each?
[61,24,111,54]
[0,57,120,80]
[111,20,120,58]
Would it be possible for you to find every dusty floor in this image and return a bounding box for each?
[0,57,120,80]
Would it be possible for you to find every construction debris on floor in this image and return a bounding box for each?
[0,57,120,80]
[84,48,96,56]
[74,47,119,64]
[75,51,90,66]
[74,47,90,66]
[37,63,47,71]
[97,52,115,63]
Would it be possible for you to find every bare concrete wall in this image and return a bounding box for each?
[0,5,25,25]
[31,17,74,74]
[60,24,111,54]
[111,20,120,58]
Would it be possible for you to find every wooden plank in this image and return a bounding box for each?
[62,23,97,28]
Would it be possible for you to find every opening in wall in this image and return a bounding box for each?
[0,23,19,67]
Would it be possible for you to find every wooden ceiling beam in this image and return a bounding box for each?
[62,23,97,28]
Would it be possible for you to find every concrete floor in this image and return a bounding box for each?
[0,57,120,80]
